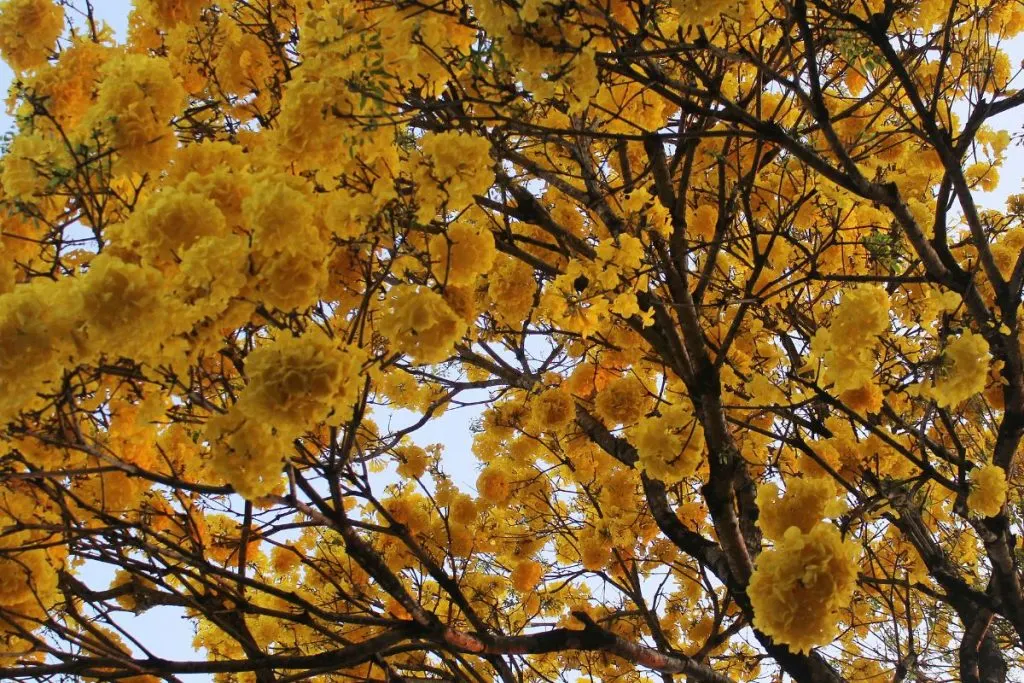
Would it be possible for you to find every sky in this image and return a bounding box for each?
[2,2,1024,680]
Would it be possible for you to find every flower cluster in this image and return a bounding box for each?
[810,285,891,413]
[477,460,513,504]
[528,386,576,433]
[412,132,495,221]
[967,463,1008,517]
[430,222,497,286]
[0,485,65,664]
[85,54,186,174]
[594,374,649,426]
[380,285,466,364]
[0,0,63,72]
[755,477,846,542]
[629,403,704,483]
[395,443,430,479]
[510,559,544,592]
[930,330,991,408]
[243,176,331,311]
[206,410,290,501]
[237,332,364,433]
[748,523,859,654]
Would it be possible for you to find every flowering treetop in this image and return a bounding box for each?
[1,0,1024,681]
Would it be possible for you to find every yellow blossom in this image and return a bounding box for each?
[380,285,466,364]
[510,559,544,592]
[748,523,859,654]
[930,330,991,408]
[594,375,648,426]
[86,54,186,175]
[967,464,1008,518]
[0,0,63,71]
[755,477,846,542]
[529,387,576,433]
[237,331,365,433]
[477,461,513,504]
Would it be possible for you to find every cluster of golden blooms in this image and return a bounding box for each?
[754,477,846,542]
[538,236,653,337]
[485,254,537,327]
[394,443,430,479]
[237,332,365,432]
[510,559,544,592]
[930,330,991,408]
[528,386,576,433]
[379,285,467,364]
[412,132,495,220]
[593,374,649,426]
[0,484,66,665]
[748,477,857,652]
[205,331,364,498]
[0,0,1023,678]
[204,409,290,501]
[430,221,498,286]
[0,0,63,72]
[748,523,860,654]
[476,460,514,505]
[810,285,891,414]
[85,54,186,175]
[967,463,1008,517]
[629,403,705,483]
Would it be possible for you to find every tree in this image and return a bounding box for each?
[0,0,1023,680]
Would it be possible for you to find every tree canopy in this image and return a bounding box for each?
[1,0,1024,680]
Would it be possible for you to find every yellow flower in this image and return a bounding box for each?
[477,461,512,504]
[206,410,290,500]
[21,39,110,128]
[594,375,648,426]
[578,527,612,571]
[215,21,274,95]
[270,545,303,574]
[380,285,466,364]
[243,177,318,256]
[674,0,749,26]
[0,0,63,72]
[510,559,544,592]
[967,464,1008,518]
[839,383,883,414]
[930,330,991,408]
[78,254,184,361]
[812,285,891,395]
[173,234,249,315]
[137,0,210,26]
[86,54,186,175]
[238,331,364,433]
[255,248,329,312]
[630,404,704,483]
[0,133,64,199]
[415,131,494,214]
[529,387,576,433]
[748,523,859,654]
[487,255,536,326]
[596,234,644,271]
[449,494,477,525]
[396,444,429,479]
[755,477,846,542]
[112,187,227,268]
[431,221,497,287]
